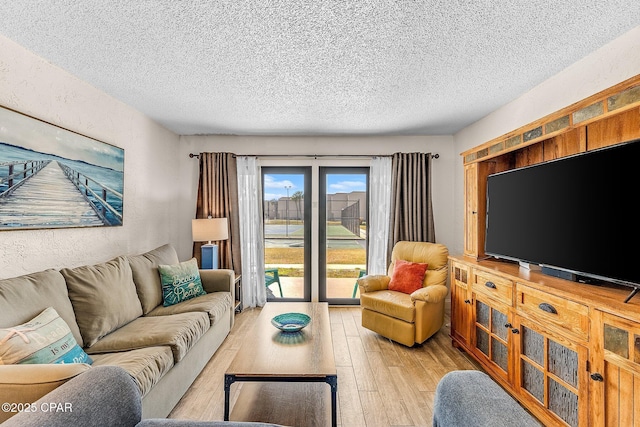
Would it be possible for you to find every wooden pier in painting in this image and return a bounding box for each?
[0,160,109,228]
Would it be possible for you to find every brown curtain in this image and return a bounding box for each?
[193,152,241,275]
[387,152,435,259]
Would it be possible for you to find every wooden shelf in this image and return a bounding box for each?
[234,274,242,312]
[461,74,640,165]
[454,73,640,426]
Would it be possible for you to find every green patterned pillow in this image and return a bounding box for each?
[0,307,93,365]
[158,258,207,307]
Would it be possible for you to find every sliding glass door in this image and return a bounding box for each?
[319,167,369,304]
[262,167,311,301]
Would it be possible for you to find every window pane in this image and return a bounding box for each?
[476,301,489,328]
[522,326,544,367]
[324,172,367,300]
[522,361,544,403]
[604,323,629,359]
[491,308,508,341]
[548,339,578,388]
[263,171,307,300]
[492,339,508,372]
[548,378,579,427]
[476,327,489,356]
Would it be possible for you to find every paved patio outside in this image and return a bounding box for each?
[266,276,361,299]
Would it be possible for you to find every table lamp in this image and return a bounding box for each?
[192,217,229,269]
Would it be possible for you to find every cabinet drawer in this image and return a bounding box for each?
[516,284,589,341]
[472,271,513,306]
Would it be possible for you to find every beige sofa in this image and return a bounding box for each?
[0,244,235,423]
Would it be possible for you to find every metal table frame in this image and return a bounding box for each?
[224,373,338,427]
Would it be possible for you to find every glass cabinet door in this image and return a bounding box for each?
[472,293,512,381]
[592,311,640,427]
[451,262,471,346]
[515,318,588,427]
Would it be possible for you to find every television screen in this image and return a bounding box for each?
[485,138,639,288]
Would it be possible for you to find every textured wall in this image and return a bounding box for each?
[177,135,456,256]
[0,35,182,279]
[451,26,640,256]
[177,135,456,301]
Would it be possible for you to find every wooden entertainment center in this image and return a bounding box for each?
[450,74,640,426]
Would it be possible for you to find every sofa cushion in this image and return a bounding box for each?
[128,244,180,314]
[61,256,143,347]
[158,258,206,307]
[147,291,232,325]
[0,269,84,347]
[91,346,174,397]
[0,307,92,365]
[360,290,415,323]
[86,312,209,363]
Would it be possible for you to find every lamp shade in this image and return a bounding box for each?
[192,218,229,243]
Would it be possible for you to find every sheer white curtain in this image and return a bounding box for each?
[236,156,266,308]
[368,156,392,275]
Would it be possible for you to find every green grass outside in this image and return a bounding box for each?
[264,221,365,277]
[265,247,365,265]
[266,247,365,278]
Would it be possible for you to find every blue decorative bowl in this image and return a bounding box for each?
[271,312,311,332]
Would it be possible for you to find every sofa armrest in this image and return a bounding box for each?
[358,275,390,293]
[0,364,91,424]
[411,284,448,304]
[200,269,235,295]
[200,269,236,329]
[2,366,141,427]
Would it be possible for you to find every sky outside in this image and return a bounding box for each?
[0,107,124,171]
[264,173,366,201]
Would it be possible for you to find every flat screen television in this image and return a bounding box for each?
[485,138,640,302]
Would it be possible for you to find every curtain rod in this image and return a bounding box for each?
[188,153,439,159]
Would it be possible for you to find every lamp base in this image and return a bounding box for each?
[201,244,219,269]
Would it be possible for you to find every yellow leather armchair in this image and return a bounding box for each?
[359,241,449,347]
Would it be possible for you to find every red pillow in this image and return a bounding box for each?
[388,259,428,294]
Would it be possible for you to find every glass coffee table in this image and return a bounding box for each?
[224,302,337,426]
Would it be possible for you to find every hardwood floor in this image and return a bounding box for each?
[169,306,480,426]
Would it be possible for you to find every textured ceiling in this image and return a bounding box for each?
[0,1,639,136]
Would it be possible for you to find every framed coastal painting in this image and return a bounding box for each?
[0,106,124,230]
